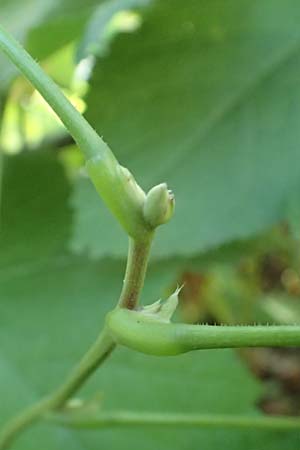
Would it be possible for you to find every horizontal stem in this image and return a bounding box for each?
[50,410,300,431]
[107,309,300,355]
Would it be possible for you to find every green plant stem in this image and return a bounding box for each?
[0,25,110,161]
[0,330,115,450]
[50,410,300,431]
[118,236,154,309]
[0,94,7,213]
[0,25,151,239]
[0,237,153,449]
[107,308,300,356]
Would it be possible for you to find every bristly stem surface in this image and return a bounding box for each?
[107,308,300,356]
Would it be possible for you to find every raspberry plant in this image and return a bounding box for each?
[1,2,300,449]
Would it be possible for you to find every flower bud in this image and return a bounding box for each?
[143,183,175,228]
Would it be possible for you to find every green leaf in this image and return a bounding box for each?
[0,151,299,449]
[0,151,70,269]
[70,0,300,259]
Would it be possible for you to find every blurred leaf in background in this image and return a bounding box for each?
[0,0,107,91]
[1,1,300,449]
[0,152,299,449]
[70,0,300,259]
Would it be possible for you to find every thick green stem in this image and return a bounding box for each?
[50,410,300,431]
[107,309,300,356]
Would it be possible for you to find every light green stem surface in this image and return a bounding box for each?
[51,410,300,431]
[107,308,300,355]
[0,26,109,161]
[0,93,9,217]
[118,236,154,309]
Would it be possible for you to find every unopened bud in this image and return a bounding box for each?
[143,183,175,228]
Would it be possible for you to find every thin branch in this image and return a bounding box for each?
[0,331,115,449]
[50,410,300,431]
[0,236,153,449]
[118,237,153,309]
[0,26,108,161]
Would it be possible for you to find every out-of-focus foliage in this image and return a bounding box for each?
[0,0,106,91]
[71,0,300,259]
[1,1,300,449]
[3,152,299,450]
